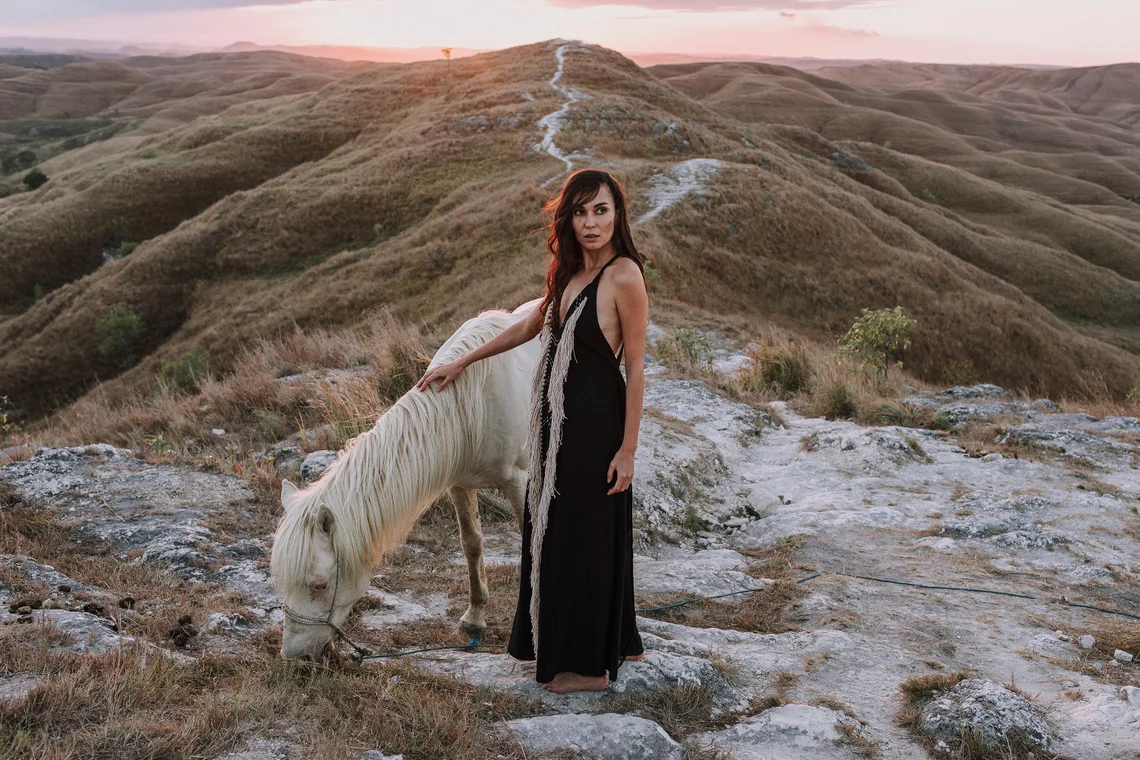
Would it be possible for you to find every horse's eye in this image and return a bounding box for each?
[311,581,328,595]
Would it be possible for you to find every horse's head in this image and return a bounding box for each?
[270,479,371,660]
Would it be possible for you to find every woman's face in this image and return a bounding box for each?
[572,184,616,254]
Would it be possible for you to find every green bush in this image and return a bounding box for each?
[838,306,917,377]
[1128,380,1140,404]
[119,241,140,257]
[1,149,36,175]
[656,328,715,374]
[23,168,47,190]
[159,346,209,393]
[94,304,145,365]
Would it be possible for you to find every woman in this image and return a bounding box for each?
[415,168,648,694]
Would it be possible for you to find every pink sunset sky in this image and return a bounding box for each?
[3,0,1137,67]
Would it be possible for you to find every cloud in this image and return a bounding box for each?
[800,22,879,37]
[779,10,796,17]
[1,0,363,23]
[549,0,881,11]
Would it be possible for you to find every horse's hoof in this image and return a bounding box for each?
[460,620,486,639]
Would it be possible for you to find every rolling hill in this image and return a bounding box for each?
[1,41,1138,417]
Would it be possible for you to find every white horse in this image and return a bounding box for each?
[269,299,542,660]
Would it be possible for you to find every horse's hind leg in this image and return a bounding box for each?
[501,470,527,533]
[449,485,488,638]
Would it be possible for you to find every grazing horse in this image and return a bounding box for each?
[269,299,541,660]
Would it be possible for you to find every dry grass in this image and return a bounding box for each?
[599,683,788,756]
[0,483,255,648]
[648,62,1140,398]
[0,624,542,760]
[737,534,809,581]
[894,671,1068,760]
[895,671,971,728]
[637,579,806,634]
[27,311,431,506]
[950,419,1059,463]
[3,42,1140,428]
[836,720,883,759]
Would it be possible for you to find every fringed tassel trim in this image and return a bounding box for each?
[526,298,586,656]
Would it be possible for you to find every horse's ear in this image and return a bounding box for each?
[317,506,335,535]
[281,479,299,508]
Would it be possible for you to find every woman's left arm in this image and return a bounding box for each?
[606,264,650,495]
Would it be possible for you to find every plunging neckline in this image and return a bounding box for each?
[556,254,620,329]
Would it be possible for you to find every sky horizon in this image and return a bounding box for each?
[2,1,1137,68]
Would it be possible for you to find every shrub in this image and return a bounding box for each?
[838,306,917,377]
[656,328,715,374]
[0,396,21,438]
[159,347,209,393]
[1128,380,1140,404]
[1,149,36,175]
[94,304,145,365]
[823,380,858,419]
[23,168,48,190]
[743,341,811,398]
[119,241,140,257]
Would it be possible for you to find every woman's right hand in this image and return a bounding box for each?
[415,358,467,392]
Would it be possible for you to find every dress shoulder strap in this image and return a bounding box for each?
[595,253,621,280]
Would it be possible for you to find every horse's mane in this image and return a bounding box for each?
[270,308,519,591]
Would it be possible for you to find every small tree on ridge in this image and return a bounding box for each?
[839,306,917,377]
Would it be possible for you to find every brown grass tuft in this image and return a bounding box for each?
[637,579,806,634]
[0,626,541,760]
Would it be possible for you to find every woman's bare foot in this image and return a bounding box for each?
[625,652,645,662]
[542,671,609,694]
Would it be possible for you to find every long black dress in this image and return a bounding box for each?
[508,253,645,684]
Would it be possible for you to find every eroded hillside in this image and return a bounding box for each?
[1,41,1139,418]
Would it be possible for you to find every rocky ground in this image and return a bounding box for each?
[1,343,1139,759]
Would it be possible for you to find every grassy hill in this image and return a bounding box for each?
[648,60,1140,352]
[1,41,1138,418]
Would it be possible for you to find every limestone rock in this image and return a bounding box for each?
[418,648,741,713]
[209,738,292,760]
[300,450,336,482]
[694,704,870,760]
[0,445,257,585]
[938,384,1010,400]
[506,713,682,760]
[0,673,42,704]
[1,609,137,655]
[634,548,765,599]
[917,679,1053,751]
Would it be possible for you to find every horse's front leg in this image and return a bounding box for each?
[448,485,488,638]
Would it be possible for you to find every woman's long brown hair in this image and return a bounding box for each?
[537,169,645,327]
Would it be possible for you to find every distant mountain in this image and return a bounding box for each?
[0,41,1137,416]
[0,36,203,57]
[0,53,91,70]
[219,41,486,63]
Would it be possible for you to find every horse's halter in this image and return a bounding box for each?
[280,541,355,645]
